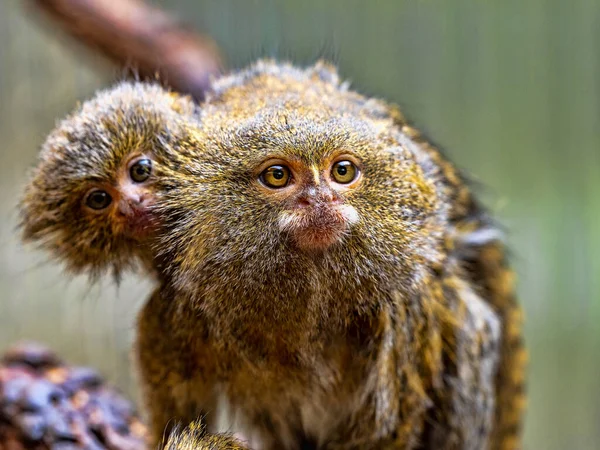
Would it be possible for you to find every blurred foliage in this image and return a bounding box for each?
[0,0,598,448]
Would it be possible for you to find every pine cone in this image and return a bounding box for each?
[0,342,147,450]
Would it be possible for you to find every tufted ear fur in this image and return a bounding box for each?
[307,59,341,86]
[168,92,197,116]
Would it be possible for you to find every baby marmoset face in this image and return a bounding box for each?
[157,61,447,297]
[81,152,156,239]
[20,82,196,279]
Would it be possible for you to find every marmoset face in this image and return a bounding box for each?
[156,63,444,292]
[81,152,157,240]
[255,153,362,251]
[20,82,194,278]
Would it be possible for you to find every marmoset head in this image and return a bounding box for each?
[20,82,195,280]
[157,60,448,296]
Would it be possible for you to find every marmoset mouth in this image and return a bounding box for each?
[121,212,158,239]
[279,204,359,250]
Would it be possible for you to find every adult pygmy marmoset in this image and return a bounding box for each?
[147,60,526,449]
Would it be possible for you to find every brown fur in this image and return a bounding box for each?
[18,82,196,281]
[164,421,248,450]
[18,61,526,450]
[17,82,250,449]
[144,60,526,449]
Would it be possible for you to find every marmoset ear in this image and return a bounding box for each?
[168,92,197,117]
[308,60,341,86]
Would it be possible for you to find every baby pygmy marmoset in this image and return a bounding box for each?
[141,60,526,449]
[18,82,250,449]
[19,81,197,281]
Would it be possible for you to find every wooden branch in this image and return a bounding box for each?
[28,0,224,101]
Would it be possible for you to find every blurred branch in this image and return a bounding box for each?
[28,0,224,101]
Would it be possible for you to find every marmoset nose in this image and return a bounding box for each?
[117,199,134,217]
[297,187,340,208]
[117,193,147,216]
[129,192,146,206]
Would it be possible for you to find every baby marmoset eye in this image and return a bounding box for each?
[84,189,112,210]
[130,158,153,183]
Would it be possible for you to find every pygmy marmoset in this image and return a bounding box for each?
[18,82,249,449]
[19,60,526,450]
[18,81,198,280]
[144,60,527,449]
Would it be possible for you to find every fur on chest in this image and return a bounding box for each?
[209,360,367,450]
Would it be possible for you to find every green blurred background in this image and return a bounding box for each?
[1,0,598,448]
